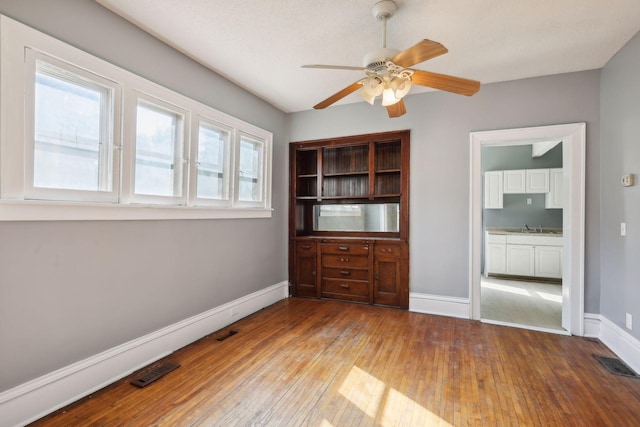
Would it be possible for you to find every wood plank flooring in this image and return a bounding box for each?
[32,298,640,426]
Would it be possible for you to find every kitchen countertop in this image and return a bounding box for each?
[485,226,563,236]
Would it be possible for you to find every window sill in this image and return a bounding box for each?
[0,200,273,221]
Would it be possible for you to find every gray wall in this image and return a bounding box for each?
[482,144,563,228]
[0,1,288,392]
[600,31,640,340]
[287,70,601,307]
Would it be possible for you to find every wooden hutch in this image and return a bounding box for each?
[289,130,409,309]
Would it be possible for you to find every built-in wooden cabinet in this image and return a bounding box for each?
[289,130,409,309]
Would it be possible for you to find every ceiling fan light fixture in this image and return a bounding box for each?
[381,87,401,106]
[390,76,412,99]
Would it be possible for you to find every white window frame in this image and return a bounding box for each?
[234,132,267,208]
[24,49,122,203]
[0,15,273,221]
[124,92,189,206]
[189,116,234,207]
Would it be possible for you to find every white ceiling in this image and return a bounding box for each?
[97,0,640,113]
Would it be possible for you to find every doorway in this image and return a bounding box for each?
[470,123,586,336]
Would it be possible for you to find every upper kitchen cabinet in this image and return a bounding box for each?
[545,168,563,209]
[484,170,504,209]
[503,169,549,193]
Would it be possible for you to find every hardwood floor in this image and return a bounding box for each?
[32,298,640,426]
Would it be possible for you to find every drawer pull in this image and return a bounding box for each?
[340,257,350,262]
[301,244,311,249]
[340,284,350,289]
[338,246,349,251]
[340,270,351,276]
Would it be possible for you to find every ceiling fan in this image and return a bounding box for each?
[303,0,481,118]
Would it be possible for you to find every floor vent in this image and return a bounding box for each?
[217,330,239,341]
[593,355,639,378]
[130,362,180,388]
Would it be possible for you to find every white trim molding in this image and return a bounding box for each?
[599,316,640,375]
[0,281,289,427]
[469,123,586,336]
[409,292,471,319]
[583,313,602,338]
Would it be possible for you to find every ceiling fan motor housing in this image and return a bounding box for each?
[373,0,397,21]
[363,47,400,69]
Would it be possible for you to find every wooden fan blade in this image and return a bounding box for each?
[391,39,448,68]
[411,69,480,96]
[386,100,406,118]
[313,82,363,109]
[303,64,365,71]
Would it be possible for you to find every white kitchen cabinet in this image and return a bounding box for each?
[526,169,550,193]
[535,245,563,278]
[503,170,526,193]
[486,233,563,279]
[485,233,506,274]
[502,168,550,194]
[506,244,535,276]
[484,171,504,209]
[545,168,563,209]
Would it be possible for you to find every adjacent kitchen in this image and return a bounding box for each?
[482,141,564,332]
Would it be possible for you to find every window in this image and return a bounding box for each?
[0,15,272,220]
[236,133,265,206]
[132,99,186,203]
[25,51,120,202]
[191,119,231,205]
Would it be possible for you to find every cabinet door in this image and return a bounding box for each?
[535,245,562,279]
[294,242,318,298]
[484,171,503,209]
[506,244,535,276]
[545,168,563,209]
[373,243,408,308]
[526,169,549,193]
[486,243,506,274]
[503,170,526,193]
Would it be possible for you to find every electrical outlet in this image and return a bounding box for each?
[230,306,239,317]
[527,198,532,205]
[626,313,633,330]
[621,174,635,187]
[621,222,627,236]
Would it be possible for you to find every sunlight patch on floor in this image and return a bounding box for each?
[482,280,531,296]
[536,291,562,302]
[339,365,452,426]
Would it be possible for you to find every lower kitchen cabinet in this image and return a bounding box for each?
[485,232,562,280]
[534,245,563,279]
[506,244,535,276]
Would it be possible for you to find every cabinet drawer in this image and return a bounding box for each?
[374,243,403,256]
[322,254,368,268]
[322,267,369,281]
[321,243,369,255]
[486,233,507,244]
[322,279,369,297]
[296,241,317,253]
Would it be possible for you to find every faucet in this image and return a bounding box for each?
[524,224,531,232]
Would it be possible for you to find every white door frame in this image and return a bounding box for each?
[469,123,586,335]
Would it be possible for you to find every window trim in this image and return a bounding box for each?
[24,49,122,203]
[0,15,273,220]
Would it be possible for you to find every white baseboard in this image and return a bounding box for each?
[599,315,640,375]
[583,313,601,338]
[409,292,471,319]
[0,281,289,427]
